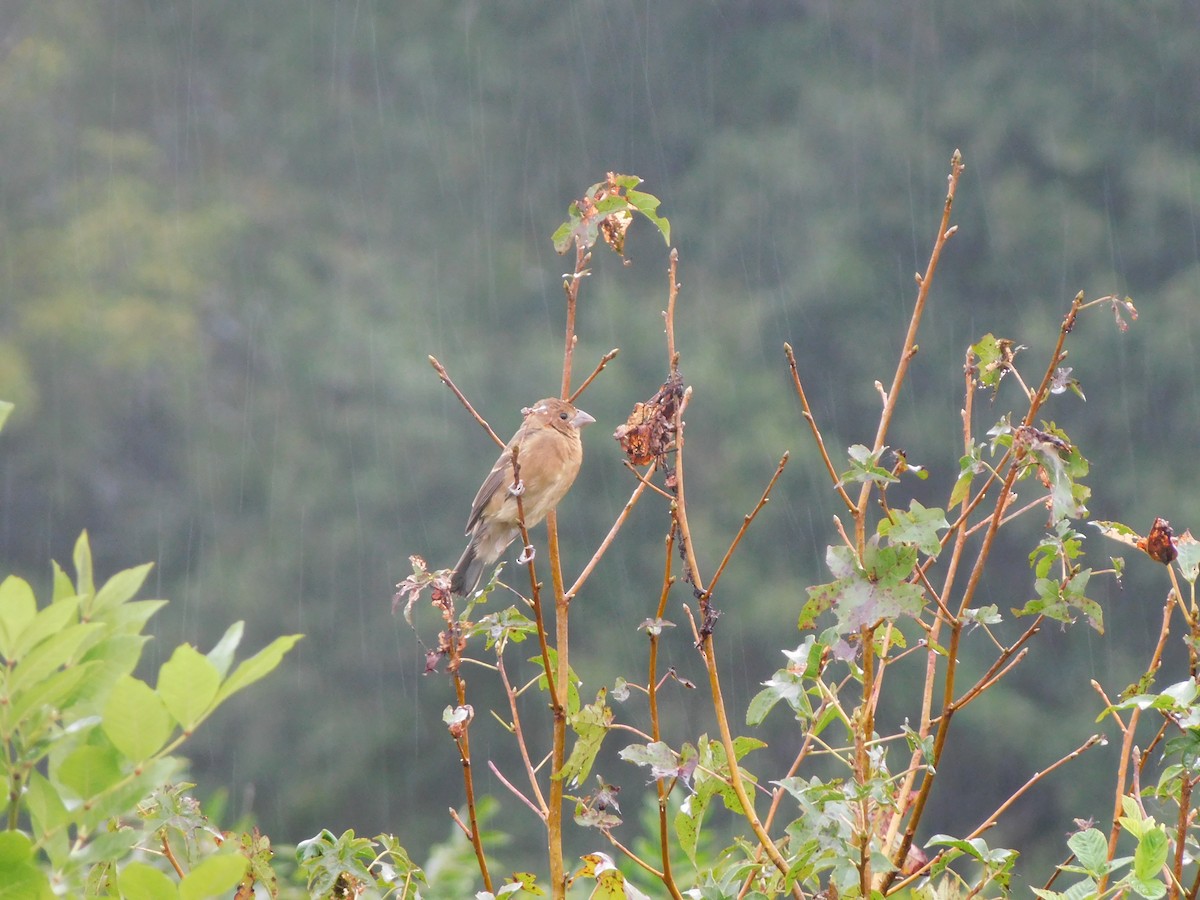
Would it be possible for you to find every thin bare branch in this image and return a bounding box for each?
[566,461,656,601]
[967,734,1105,840]
[624,459,675,500]
[785,342,857,514]
[428,355,505,448]
[858,150,965,548]
[704,452,790,600]
[559,243,590,399]
[488,760,545,819]
[570,348,620,403]
[601,830,668,883]
[497,655,548,816]
[666,248,680,366]
[448,807,473,839]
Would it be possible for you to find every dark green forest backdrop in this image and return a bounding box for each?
[2,0,1199,884]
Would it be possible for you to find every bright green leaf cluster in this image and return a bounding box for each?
[1036,802,1171,900]
[925,834,1017,895]
[551,174,670,255]
[297,828,427,897]
[0,531,301,896]
[671,736,763,868]
[1018,523,1103,631]
[838,444,899,488]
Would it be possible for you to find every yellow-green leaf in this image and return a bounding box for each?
[215,635,303,705]
[0,576,37,661]
[72,531,95,601]
[179,853,249,900]
[93,562,154,613]
[57,743,122,799]
[158,645,220,729]
[103,675,173,760]
[14,596,80,659]
[118,862,178,900]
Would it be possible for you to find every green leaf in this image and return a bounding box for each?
[13,596,80,659]
[926,834,988,861]
[961,604,1002,626]
[73,531,95,601]
[50,561,75,603]
[296,828,379,894]
[74,634,152,714]
[24,771,68,842]
[117,862,178,900]
[1130,880,1166,900]
[625,188,671,244]
[10,623,103,693]
[1175,537,1200,584]
[675,735,753,859]
[550,218,575,254]
[806,541,926,635]
[95,599,168,635]
[0,831,51,900]
[66,825,142,868]
[178,852,249,900]
[1091,520,1142,549]
[593,194,630,215]
[0,401,13,433]
[0,576,38,661]
[1067,828,1109,877]
[559,690,613,787]
[747,677,800,726]
[731,736,767,759]
[102,674,174,760]
[56,742,123,799]
[84,758,181,834]
[24,772,68,835]
[1119,794,1148,836]
[674,789,707,865]
[9,662,96,726]
[158,644,221,730]
[1015,424,1090,523]
[92,562,154,613]
[473,605,537,650]
[205,621,244,678]
[878,501,950,557]
[214,634,303,705]
[1015,569,1103,632]
[619,741,684,780]
[1133,828,1169,883]
[530,647,581,713]
[838,444,898,487]
[971,333,1020,391]
[949,469,974,508]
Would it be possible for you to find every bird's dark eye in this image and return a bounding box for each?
[559,412,569,420]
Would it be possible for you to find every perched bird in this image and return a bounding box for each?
[450,398,595,596]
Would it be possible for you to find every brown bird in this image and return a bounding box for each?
[450,398,595,596]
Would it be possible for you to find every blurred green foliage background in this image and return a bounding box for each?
[2,0,1198,884]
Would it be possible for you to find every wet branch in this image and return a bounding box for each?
[428,355,505,448]
[570,348,620,403]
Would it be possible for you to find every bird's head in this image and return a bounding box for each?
[524,398,596,435]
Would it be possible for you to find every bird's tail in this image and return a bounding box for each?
[449,542,485,597]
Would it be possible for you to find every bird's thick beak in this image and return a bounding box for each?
[572,409,596,428]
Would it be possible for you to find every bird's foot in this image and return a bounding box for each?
[508,479,526,497]
[516,545,535,564]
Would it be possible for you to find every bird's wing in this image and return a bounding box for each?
[464,449,514,534]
